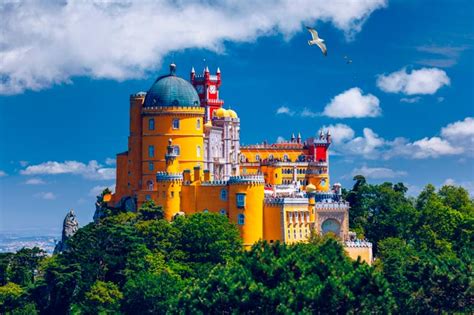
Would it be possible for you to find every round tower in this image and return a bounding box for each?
[228,175,265,247]
[155,139,183,220]
[141,63,205,178]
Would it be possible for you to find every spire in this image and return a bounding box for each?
[170,63,176,75]
[216,67,221,73]
[191,66,195,73]
[205,66,209,73]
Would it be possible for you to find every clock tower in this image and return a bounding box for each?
[191,66,224,122]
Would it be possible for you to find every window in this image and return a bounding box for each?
[255,154,260,161]
[197,145,201,157]
[147,180,154,191]
[203,209,209,213]
[148,161,154,171]
[238,214,245,225]
[173,146,180,156]
[196,119,201,129]
[145,195,151,201]
[288,229,291,239]
[220,189,228,201]
[171,191,174,198]
[220,209,227,216]
[236,193,246,208]
[148,145,155,158]
[172,118,180,129]
[269,154,274,160]
[283,154,289,162]
[148,118,155,130]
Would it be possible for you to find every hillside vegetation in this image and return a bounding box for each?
[1,177,472,314]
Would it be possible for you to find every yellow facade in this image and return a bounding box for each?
[110,65,373,265]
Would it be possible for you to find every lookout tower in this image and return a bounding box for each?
[191,66,224,122]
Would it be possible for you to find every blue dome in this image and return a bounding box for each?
[144,64,200,108]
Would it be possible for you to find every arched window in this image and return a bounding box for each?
[255,154,260,161]
[238,214,245,225]
[196,118,201,129]
[203,209,209,213]
[220,209,227,216]
[283,154,289,162]
[220,189,228,201]
[148,118,155,130]
[148,161,154,171]
[147,180,154,191]
[197,145,201,157]
[321,219,341,236]
[172,118,180,129]
[268,154,274,160]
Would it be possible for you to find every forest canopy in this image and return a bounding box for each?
[1,178,472,314]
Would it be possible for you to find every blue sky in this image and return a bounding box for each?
[1,0,473,233]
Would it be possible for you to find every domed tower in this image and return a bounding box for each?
[140,64,205,202]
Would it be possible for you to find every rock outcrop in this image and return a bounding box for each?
[54,209,79,254]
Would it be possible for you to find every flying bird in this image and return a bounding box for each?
[306,26,327,56]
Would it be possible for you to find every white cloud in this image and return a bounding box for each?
[400,96,421,103]
[105,158,116,166]
[20,160,115,180]
[344,128,385,158]
[325,117,472,160]
[89,184,116,197]
[0,170,7,177]
[34,192,56,200]
[300,108,319,118]
[409,137,464,158]
[416,45,468,68]
[441,117,474,140]
[25,178,46,185]
[323,87,381,118]
[351,166,407,179]
[0,0,386,95]
[276,106,294,116]
[320,124,355,144]
[376,67,450,95]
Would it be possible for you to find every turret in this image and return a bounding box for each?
[216,67,221,85]
[190,67,195,83]
[297,132,302,144]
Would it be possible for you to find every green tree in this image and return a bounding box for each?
[122,271,184,314]
[137,200,164,221]
[80,281,123,315]
[173,213,242,275]
[180,238,395,313]
[0,282,24,313]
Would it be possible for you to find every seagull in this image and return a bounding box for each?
[306,26,327,56]
[344,55,353,64]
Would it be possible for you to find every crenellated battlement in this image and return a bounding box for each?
[228,175,265,185]
[345,240,373,248]
[156,172,183,182]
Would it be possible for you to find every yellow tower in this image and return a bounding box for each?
[155,139,183,220]
[228,175,265,247]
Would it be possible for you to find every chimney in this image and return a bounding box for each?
[203,169,210,181]
[183,169,191,183]
[193,166,201,182]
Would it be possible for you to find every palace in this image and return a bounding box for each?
[107,63,372,263]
